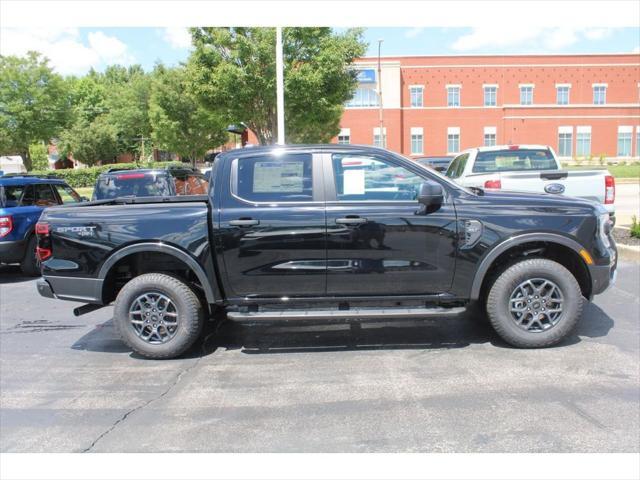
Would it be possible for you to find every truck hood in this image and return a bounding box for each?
[476,188,602,213]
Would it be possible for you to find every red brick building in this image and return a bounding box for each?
[335,53,640,160]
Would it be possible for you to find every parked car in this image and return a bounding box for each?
[0,174,84,275]
[445,145,615,217]
[414,156,453,173]
[36,145,616,359]
[92,166,209,200]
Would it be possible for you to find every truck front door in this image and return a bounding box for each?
[323,152,457,296]
[217,151,326,300]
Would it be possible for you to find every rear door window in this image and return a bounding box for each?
[34,184,59,207]
[233,153,313,202]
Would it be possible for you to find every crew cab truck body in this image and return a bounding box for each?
[445,145,616,217]
[36,145,617,359]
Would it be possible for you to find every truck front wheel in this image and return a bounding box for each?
[486,258,583,348]
[113,273,204,359]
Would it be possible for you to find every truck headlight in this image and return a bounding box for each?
[598,213,613,249]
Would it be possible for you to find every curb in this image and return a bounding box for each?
[616,243,640,254]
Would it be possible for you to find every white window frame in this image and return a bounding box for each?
[483,84,498,107]
[447,126,460,154]
[592,83,607,105]
[556,83,571,105]
[483,126,497,146]
[617,125,632,157]
[576,126,591,157]
[409,85,424,108]
[446,84,461,108]
[519,84,534,105]
[557,126,573,158]
[410,127,423,155]
[337,128,351,145]
[373,127,387,148]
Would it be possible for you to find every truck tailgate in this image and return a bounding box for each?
[497,170,608,204]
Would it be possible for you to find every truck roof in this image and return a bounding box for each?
[0,175,68,186]
[467,144,552,153]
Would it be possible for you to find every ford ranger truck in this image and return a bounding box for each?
[35,145,617,359]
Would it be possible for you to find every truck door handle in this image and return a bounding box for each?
[229,218,260,227]
[335,217,367,225]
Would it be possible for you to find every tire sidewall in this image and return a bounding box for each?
[488,260,582,347]
[114,274,203,358]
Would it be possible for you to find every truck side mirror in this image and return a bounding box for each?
[418,182,444,207]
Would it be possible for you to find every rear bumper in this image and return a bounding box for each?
[36,275,104,304]
[0,239,26,264]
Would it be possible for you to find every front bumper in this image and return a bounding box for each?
[0,239,27,264]
[589,245,617,297]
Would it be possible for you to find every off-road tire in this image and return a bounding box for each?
[486,258,583,348]
[20,235,40,277]
[114,273,204,359]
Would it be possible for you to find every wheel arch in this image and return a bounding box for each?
[470,233,592,301]
[98,243,216,304]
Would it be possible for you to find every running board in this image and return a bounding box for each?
[227,306,466,321]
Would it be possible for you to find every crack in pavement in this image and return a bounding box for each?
[80,358,201,453]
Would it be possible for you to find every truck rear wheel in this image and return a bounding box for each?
[486,258,583,348]
[113,273,204,359]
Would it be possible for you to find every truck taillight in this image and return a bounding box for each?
[484,179,502,189]
[35,222,52,261]
[604,175,615,204]
[0,215,13,238]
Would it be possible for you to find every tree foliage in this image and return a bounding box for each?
[28,142,49,170]
[58,115,119,167]
[150,66,228,163]
[189,27,366,145]
[0,52,71,169]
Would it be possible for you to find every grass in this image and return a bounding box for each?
[564,164,640,179]
[631,216,640,239]
[75,187,94,199]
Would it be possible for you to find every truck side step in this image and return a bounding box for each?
[226,306,466,322]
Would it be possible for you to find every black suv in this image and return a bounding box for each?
[92,166,209,200]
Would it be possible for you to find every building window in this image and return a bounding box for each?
[576,127,591,157]
[483,85,497,107]
[346,88,380,108]
[593,85,607,105]
[556,85,570,105]
[410,127,423,155]
[447,127,460,153]
[618,126,632,157]
[483,127,496,146]
[409,86,423,107]
[519,85,534,105]
[373,127,387,148]
[447,85,460,107]
[558,127,573,157]
[337,128,350,144]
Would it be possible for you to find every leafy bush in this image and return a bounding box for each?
[29,143,49,170]
[29,161,184,188]
[631,216,640,240]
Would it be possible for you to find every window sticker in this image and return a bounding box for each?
[253,161,304,193]
[343,168,365,195]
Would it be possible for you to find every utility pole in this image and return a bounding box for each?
[377,39,384,148]
[276,27,285,145]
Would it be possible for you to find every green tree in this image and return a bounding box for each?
[189,27,366,145]
[58,115,118,166]
[0,52,70,169]
[28,142,49,170]
[150,66,228,165]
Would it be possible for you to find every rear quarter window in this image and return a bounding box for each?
[0,185,25,207]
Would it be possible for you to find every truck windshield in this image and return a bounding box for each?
[472,149,557,173]
[94,173,172,200]
[0,185,25,207]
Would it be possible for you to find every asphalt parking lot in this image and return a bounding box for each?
[1,256,638,453]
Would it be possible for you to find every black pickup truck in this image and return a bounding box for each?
[36,145,617,359]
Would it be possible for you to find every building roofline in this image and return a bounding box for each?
[357,52,640,60]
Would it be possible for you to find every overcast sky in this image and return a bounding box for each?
[1,27,638,76]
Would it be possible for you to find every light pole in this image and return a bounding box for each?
[276,27,285,145]
[377,39,384,148]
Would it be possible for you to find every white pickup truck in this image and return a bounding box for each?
[444,145,615,216]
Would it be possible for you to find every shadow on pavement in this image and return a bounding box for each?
[0,265,37,284]
[70,300,615,359]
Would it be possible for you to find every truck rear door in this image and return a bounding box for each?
[217,151,327,300]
